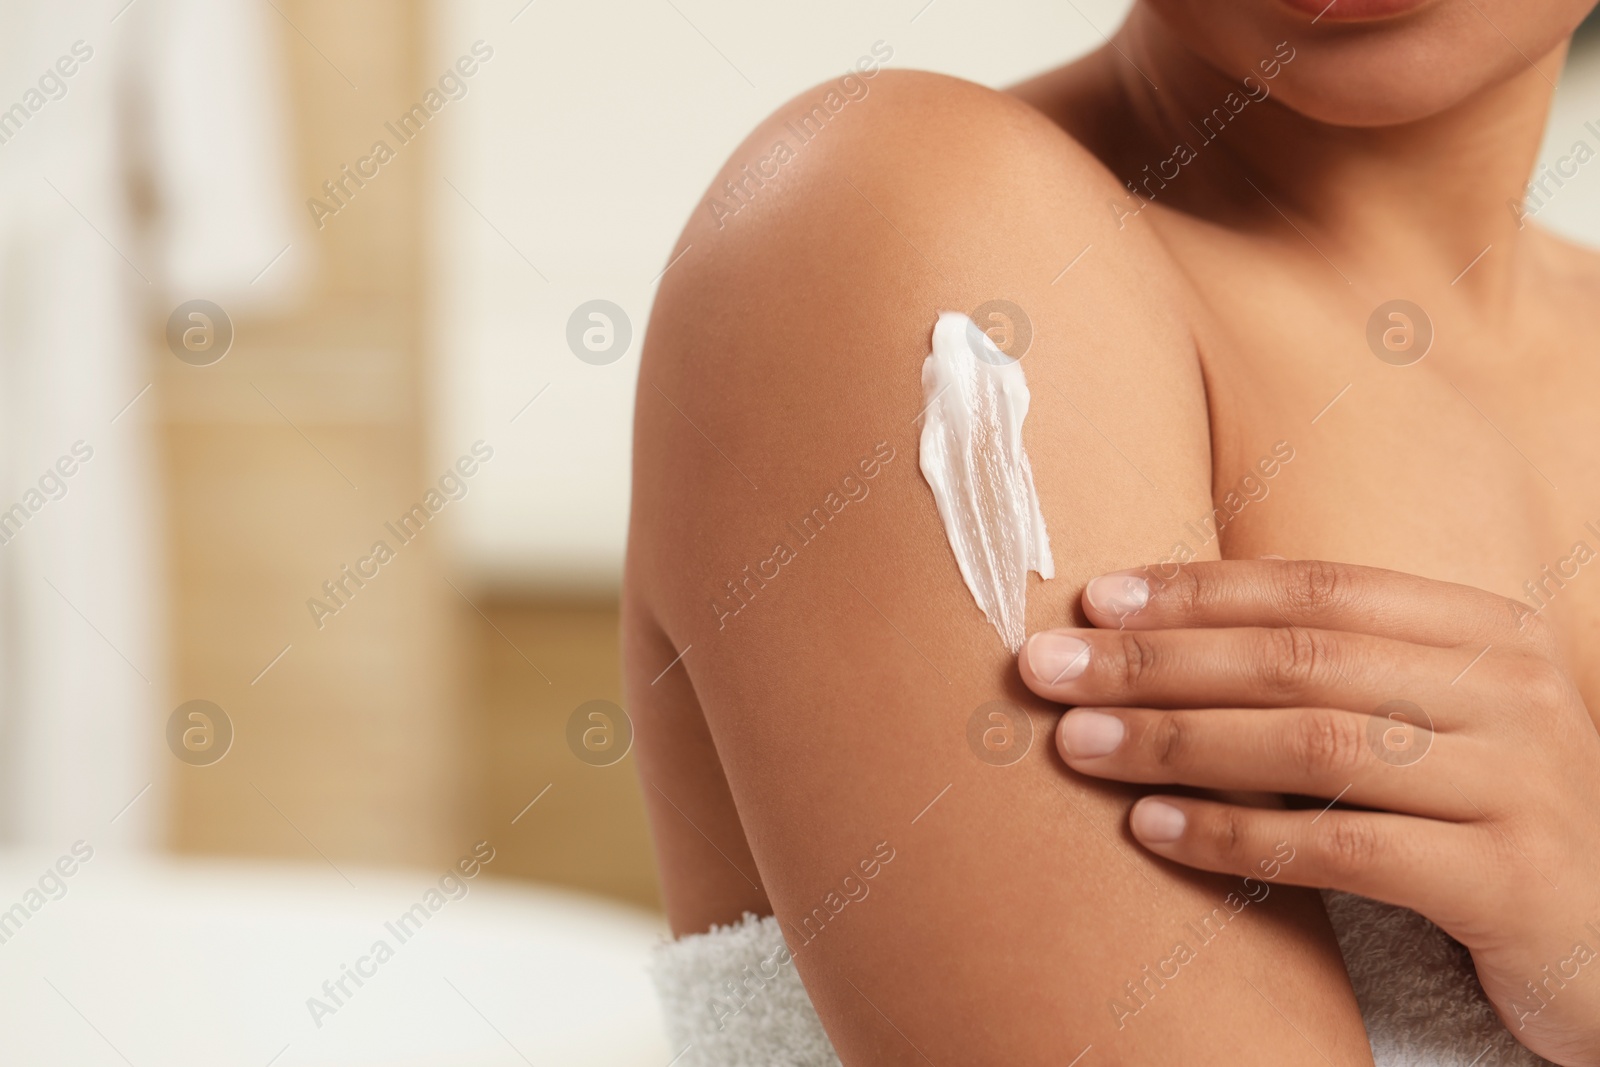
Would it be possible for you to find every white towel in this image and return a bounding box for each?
[652,895,1551,1066]
[1322,892,1549,1066]
[651,913,841,1067]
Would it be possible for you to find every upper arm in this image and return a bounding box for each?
[624,71,1372,1066]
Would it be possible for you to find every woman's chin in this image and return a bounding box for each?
[1264,56,1527,128]
[1274,0,1439,23]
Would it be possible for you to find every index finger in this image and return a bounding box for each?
[1080,558,1536,648]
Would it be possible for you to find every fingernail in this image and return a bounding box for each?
[1130,799,1186,844]
[1025,632,1091,684]
[1086,574,1149,617]
[1059,710,1124,758]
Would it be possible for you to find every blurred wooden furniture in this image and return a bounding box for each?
[469,597,659,911]
[161,0,463,868]
[159,0,660,911]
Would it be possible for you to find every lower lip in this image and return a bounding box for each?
[1278,0,1433,21]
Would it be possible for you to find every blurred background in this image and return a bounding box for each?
[0,1,1598,1064]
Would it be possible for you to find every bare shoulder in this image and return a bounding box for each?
[692,67,1124,240]
[630,66,1212,622]
[623,67,1372,1067]
[663,66,1193,312]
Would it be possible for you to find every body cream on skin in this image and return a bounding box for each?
[918,311,1053,652]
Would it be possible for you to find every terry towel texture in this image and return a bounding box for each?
[652,894,1551,1066]
[651,912,841,1067]
[1321,892,1549,1066]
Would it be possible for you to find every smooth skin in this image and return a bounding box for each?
[624,1,1600,1064]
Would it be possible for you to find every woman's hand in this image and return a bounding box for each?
[1019,559,1600,1067]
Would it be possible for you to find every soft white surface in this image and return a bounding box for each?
[0,851,669,1066]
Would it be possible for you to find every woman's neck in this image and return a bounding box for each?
[1094,4,1567,311]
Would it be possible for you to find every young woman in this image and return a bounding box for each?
[625,2,1600,1063]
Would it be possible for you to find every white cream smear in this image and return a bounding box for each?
[918,311,1054,652]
